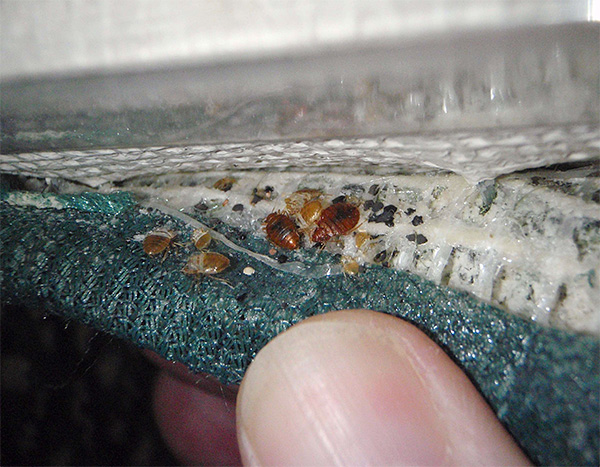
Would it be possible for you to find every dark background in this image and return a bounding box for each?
[1,303,178,466]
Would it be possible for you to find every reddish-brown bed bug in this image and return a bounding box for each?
[143,228,178,257]
[311,202,360,243]
[263,212,301,250]
[191,228,211,250]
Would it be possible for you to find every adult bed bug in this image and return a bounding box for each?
[143,229,178,257]
[311,202,360,243]
[263,212,301,250]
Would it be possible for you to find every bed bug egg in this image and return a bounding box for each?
[311,202,360,243]
[213,177,236,192]
[191,228,211,250]
[143,229,178,257]
[263,212,301,250]
[183,252,230,276]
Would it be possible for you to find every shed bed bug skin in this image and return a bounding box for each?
[183,252,233,288]
[284,189,322,214]
[191,228,211,250]
[311,202,360,243]
[143,229,178,257]
[263,212,301,250]
[183,252,230,276]
[213,177,236,192]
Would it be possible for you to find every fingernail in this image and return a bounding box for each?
[236,311,449,466]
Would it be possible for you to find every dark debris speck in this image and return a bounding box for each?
[369,208,395,226]
[277,254,288,264]
[412,215,423,226]
[342,184,365,195]
[232,204,244,212]
[371,201,384,212]
[405,208,416,215]
[368,184,380,195]
[363,199,374,210]
[406,233,428,245]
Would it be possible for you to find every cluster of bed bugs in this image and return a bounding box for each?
[263,189,363,274]
[143,227,232,288]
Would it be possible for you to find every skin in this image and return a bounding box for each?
[152,309,531,466]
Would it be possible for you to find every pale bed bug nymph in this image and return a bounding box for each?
[191,228,211,250]
[183,252,233,288]
[299,198,324,226]
[143,228,178,259]
[341,255,361,276]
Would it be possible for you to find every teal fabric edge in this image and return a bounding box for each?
[1,190,598,466]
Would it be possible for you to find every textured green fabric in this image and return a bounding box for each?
[1,190,598,466]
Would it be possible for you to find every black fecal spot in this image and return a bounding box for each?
[363,199,374,210]
[405,207,416,215]
[531,176,542,186]
[332,195,346,204]
[236,293,248,302]
[264,186,274,195]
[332,253,342,260]
[412,215,424,226]
[416,234,428,245]
[383,205,397,214]
[277,254,288,264]
[369,208,395,226]
[194,202,209,211]
[406,233,416,242]
[374,250,387,262]
[232,203,244,212]
[368,184,380,195]
[250,194,262,205]
[146,207,153,213]
[371,201,384,212]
